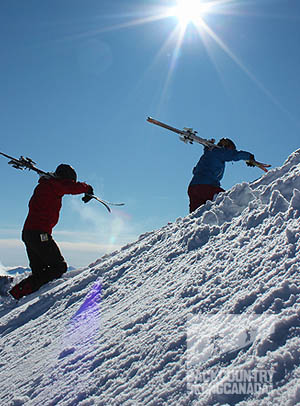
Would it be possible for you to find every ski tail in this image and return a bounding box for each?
[147,117,184,135]
[0,151,49,176]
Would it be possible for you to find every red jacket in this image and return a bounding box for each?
[23,177,91,234]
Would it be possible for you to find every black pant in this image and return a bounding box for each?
[22,230,67,290]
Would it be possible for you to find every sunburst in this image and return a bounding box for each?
[169,0,212,29]
[67,1,287,120]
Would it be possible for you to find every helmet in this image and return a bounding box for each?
[217,138,236,150]
[54,164,77,181]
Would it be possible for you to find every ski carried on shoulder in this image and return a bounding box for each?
[86,194,125,213]
[147,117,271,173]
[147,117,217,149]
[1,151,125,213]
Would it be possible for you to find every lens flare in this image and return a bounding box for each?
[62,280,102,351]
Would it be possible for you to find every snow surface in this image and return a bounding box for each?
[1,150,300,406]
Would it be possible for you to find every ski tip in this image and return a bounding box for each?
[257,163,271,172]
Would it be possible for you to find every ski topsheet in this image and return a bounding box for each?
[147,117,271,172]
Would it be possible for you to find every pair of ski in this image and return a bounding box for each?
[147,117,271,173]
[0,152,124,213]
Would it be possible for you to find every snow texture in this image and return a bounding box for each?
[1,150,300,406]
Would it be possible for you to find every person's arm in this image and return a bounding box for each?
[218,148,254,162]
[56,179,93,195]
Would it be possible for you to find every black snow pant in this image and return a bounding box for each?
[10,230,67,299]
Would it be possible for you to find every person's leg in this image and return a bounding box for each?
[188,184,224,213]
[40,237,67,282]
[188,185,207,213]
[24,243,47,281]
[10,231,67,299]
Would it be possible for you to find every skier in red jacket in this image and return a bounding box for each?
[10,164,93,300]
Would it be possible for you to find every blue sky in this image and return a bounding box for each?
[1,0,300,268]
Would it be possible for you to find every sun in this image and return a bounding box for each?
[170,0,210,27]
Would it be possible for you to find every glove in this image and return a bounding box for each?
[82,186,94,203]
[246,154,256,167]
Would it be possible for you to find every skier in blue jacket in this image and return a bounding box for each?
[188,138,255,213]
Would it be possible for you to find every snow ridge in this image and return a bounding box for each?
[1,150,300,406]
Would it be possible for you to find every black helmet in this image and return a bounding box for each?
[217,138,236,150]
[54,164,77,181]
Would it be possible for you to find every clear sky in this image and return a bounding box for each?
[1,0,300,269]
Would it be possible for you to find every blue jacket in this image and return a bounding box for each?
[189,146,253,187]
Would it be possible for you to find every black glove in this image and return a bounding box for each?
[82,186,94,203]
[246,154,255,167]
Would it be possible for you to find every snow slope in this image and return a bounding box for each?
[1,150,300,406]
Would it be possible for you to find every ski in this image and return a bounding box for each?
[87,194,125,213]
[147,117,271,173]
[147,117,217,149]
[246,160,271,173]
[1,152,125,212]
[0,151,50,176]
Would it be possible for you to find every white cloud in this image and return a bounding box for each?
[0,239,22,248]
[58,241,120,252]
[0,239,26,268]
